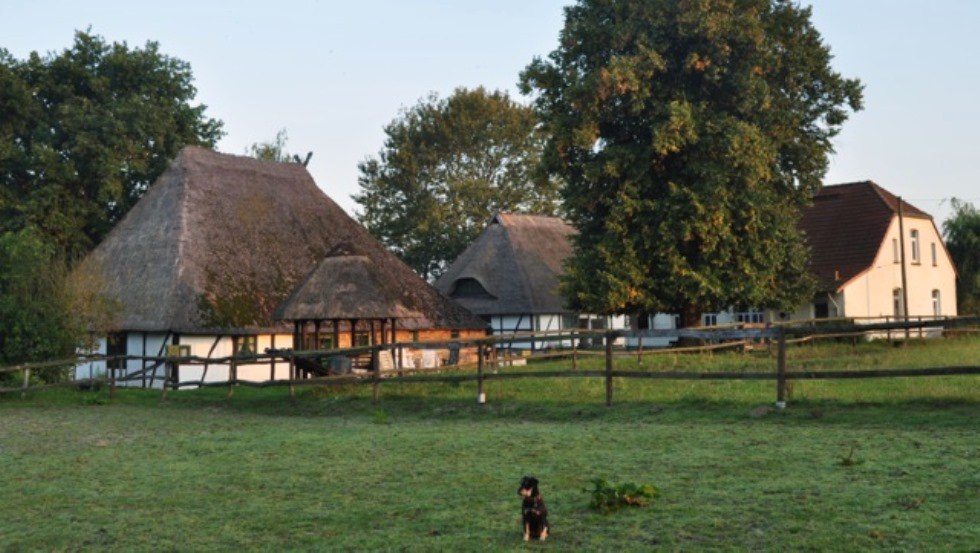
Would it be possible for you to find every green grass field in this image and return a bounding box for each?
[2,337,978,551]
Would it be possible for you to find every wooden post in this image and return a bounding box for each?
[572,335,578,370]
[605,331,614,407]
[270,334,276,381]
[288,354,296,400]
[109,359,117,402]
[21,368,30,399]
[897,197,910,341]
[372,347,381,404]
[160,361,171,401]
[228,356,236,399]
[476,343,486,404]
[776,327,787,410]
[636,318,644,365]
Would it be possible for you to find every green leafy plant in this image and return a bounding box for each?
[371,409,390,425]
[586,477,658,513]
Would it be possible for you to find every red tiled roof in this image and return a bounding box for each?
[800,181,931,292]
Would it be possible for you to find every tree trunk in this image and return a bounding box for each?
[679,303,704,347]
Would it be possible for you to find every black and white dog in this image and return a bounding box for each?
[518,476,550,541]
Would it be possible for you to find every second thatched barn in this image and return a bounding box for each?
[434,213,646,349]
[75,146,485,386]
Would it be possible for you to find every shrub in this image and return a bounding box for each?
[586,477,657,512]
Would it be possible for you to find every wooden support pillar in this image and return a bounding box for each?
[294,320,301,350]
[21,368,30,399]
[314,320,321,350]
[288,354,296,400]
[371,347,381,403]
[776,327,787,410]
[270,334,276,381]
[332,319,339,350]
[605,331,614,407]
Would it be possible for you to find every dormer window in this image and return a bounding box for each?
[450,278,495,299]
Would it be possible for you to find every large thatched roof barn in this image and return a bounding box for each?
[76,146,484,385]
[434,213,632,348]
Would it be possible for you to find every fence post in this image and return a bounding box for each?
[161,359,171,401]
[109,359,117,402]
[637,330,644,365]
[228,357,236,399]
[288,354,296,400]
[372,347,381,404]
[476,343,486,404]
[571,334,578,370]
[776,327,787,410]
[605,331,614,407]
[21,368,30,399]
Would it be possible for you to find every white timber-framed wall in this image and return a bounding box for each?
[75,332,295,388]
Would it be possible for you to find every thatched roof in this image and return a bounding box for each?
[80,146,483,334]
[276,247,483,329]
[434,213,575,316]
[800,181,933,292]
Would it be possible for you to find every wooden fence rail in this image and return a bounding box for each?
[3,317,978,408]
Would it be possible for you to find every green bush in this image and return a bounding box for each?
[587,477,658,513]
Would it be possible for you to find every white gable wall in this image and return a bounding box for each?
[840,216,957,319]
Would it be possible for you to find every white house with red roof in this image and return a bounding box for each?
[788,181,957,321]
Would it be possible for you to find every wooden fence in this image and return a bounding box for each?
[2,316,978,408]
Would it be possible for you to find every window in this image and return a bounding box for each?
[702,313,718,326]
[353,332,371,347]
[893,288,904,317]
[931,242,937,266]
[561,315,578,329]
[317,335,334,350]
[107,333,127,372]
[892,238,899,263]
[932,290,941,317]
[910,230,920,263]
[736,310,764,324]
[234,335,257,355]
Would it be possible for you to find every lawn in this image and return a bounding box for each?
[1,337,977,551]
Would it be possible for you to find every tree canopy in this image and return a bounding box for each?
[521,0,862,324]
[246,128,312,166]
[0,30,223,260]
[943,198,980,314]
[354,87,561,280]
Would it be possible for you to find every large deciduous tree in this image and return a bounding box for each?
[0,31,223,260]
[943,198,980,314]
[354,87,560,280]
[521,0,862,325]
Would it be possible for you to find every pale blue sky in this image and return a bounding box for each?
[2,0,978,225]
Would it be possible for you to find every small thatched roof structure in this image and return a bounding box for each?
[80,146,483,334]
[434,213,575,316]
[276,246,482,330]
